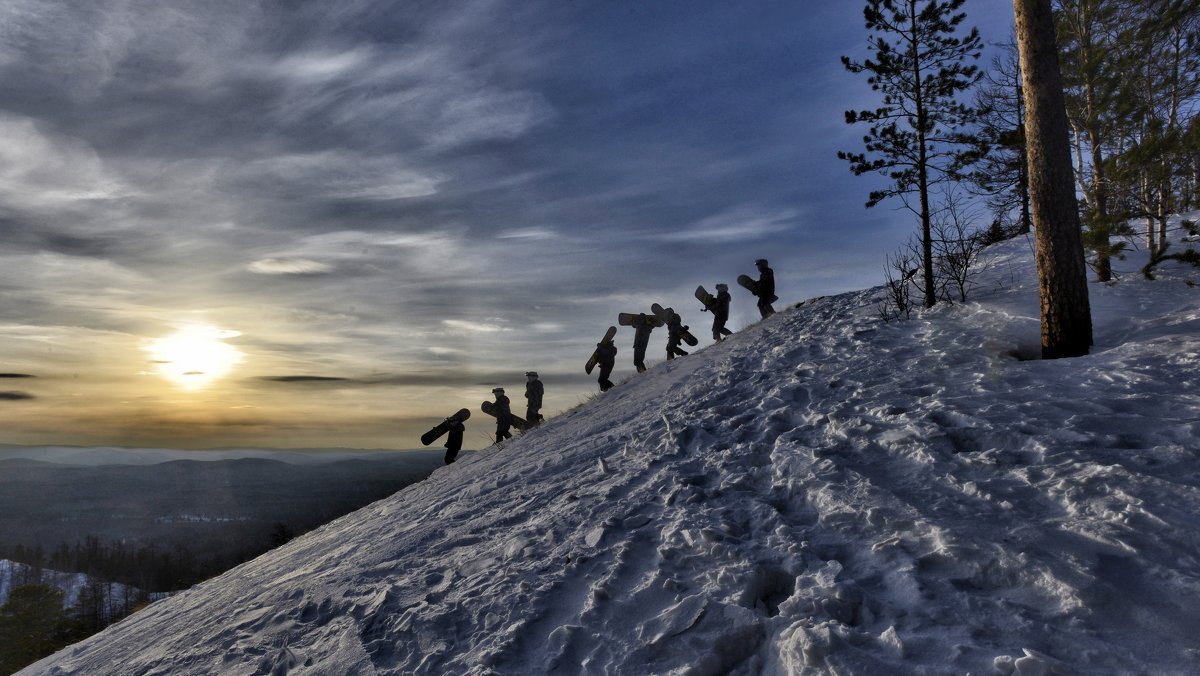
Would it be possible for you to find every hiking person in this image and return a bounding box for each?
[753,258,777,318]
[664,308,689,360]
[596,340,617,391]
[491,387,513,443]
[632,313,655,373]
[443,415,466,464]
[709,283,733,340]
[524,371,544,426]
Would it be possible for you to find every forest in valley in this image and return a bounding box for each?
[0,452,443,673]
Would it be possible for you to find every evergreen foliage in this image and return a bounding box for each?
[0,585,84,674]
[840,0,985,308]
[970,40,1031,235]
[1055,0,1200,277]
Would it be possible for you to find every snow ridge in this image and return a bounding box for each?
[22,237,1200,675]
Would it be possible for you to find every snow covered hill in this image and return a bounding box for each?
[22,234,1200,675]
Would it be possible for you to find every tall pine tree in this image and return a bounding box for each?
[840,0,985,308]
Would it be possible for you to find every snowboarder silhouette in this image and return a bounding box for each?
[524,371,544,426]
[753,259,776,318]
[443,415,466,464]
[632,313,655,373]
[708,283,733,340]
[595,340,617,391]
[664,308,689,360]
[491,387,513,443]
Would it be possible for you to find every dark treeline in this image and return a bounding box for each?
[0,525,301,674]
[1,526,298,595]
[0,583,90,674]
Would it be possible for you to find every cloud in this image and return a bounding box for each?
[430,88,556,148]
[0,114,128,211]
[442,319,510,334]
[260,376,351,383]
[0,391,34,400]
[657,206,799,243]
[247,258,334,276]
[266,48,376,85]
[232,152,442,201]
[252,369,582,389]
[496,227,558,241]
[428,347,465,356]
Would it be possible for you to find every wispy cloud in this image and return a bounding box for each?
[260,375,351,383]
[247,258,334,276]
[442,319,511,334]
[656,206,799,243]
[496,227,558,241]
[0,114,129,210]
[232,152,442,201]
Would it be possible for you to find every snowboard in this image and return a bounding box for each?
[736,274,759,295]
[738,274,778,303]
[585,326,618,374]
[650,303,698,347]
[481,400,527,431]
[617,312,664,328]
[420,408,471,446]
[695,285,717,312]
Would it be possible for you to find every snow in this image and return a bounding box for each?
[20,226,1200,675]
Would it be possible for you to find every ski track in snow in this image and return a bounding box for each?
[22,231,1200,675]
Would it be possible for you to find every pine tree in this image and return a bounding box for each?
[840,0,985,308]
[1014,0,1094,358]
[970,38,1031,235]
[1055,0,1137,281]
[0,584,81,673]
[1110,0,1200,250]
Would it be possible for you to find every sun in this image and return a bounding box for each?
[144,324,244,391]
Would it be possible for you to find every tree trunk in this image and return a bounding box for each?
[1013,0,1093,359]
[911,1,936,308]
[1017,82,1032,234]
[1085,83,1111,282]
[1141,173,1156,251]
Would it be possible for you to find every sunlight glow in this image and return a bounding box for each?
[144,324,244,391]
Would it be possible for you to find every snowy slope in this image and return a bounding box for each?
[22,233,1200,675]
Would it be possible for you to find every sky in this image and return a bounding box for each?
[0,0,1017,450]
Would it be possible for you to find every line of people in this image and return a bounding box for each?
[427,258,778,463]
[590,257,776,391]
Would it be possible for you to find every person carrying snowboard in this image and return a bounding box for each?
[664,308,689,360]
[443,414,466,464]
[491,387,513,443]
[596,340,617,391]
[524,371,544,426]
[632,313,655,373]
[753,258,777,318]
[707,283,733,340]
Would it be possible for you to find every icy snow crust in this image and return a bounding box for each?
[24,237,1200,675]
